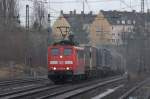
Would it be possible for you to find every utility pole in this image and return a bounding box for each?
[48,13,51,44]
[141,0,145,13]
[48,14,51,29]
[83,0,85,13]
[25,4,30,66]
[26,5,29,30]
[141,0,147,73]
[25,4,32,76]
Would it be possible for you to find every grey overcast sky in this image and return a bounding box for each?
[19,0,149,25]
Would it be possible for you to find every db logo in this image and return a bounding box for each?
[59,61,64,64]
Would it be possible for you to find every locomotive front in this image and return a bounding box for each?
[48,45,75,82]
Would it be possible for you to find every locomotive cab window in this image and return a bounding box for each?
[51,48,59,55]
[64,48,72,55]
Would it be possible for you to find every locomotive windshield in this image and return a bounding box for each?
[64,48,72,56]
[51,48,59,55]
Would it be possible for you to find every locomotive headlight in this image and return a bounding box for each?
[66,67,69,70]
[60,55,63,58]
[53,67,56,70]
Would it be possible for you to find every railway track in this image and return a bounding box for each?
[0,78,48,87]
[0,76,125,99]
[89,76,150,99]
[0,77,50,94]
[119,78,150,99]
[0,84,62,99]
[40,76,124,99]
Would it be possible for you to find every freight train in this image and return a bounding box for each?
[47,40,123,83]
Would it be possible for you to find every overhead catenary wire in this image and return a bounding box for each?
[120,4,141,10]
[119,0,135,10]
[23,0,145,11]
[146,0,149,11]
[24,0,121,4]
[20,0,150,26]
[85,0,91,11]
[23,0,145,14]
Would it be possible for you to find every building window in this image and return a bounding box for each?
[112,26,114,30]
[133,20,136,24]
[116,39,119,43]
[128,27,132,32]
[127,20,131,24]
[112,39,115,43]
[122,20,125,24]
[83,24,89,31]
[117,20,120,24]
[112,33,115,36]
[96,26,101,32]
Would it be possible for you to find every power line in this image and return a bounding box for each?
[120,4,141,10]
[85,0,91,11]
[146,0,149,11]
[25,0,120,4]
[119,0,135,10]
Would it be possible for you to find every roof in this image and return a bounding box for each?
[60,12,96,44]
[62,13,96,31]
[53,40,79,46]
[101,10,149,25]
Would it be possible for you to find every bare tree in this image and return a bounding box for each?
[0,0,24,64]
[0,0,19,27]
[32,0,48,30]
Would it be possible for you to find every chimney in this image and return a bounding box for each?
[74,10,76,15]
[81,11,84,15]
[70,11,73,15]
[147,9,150,13]
[99,10,104,13]
[89,11,93,15]
[132,10,136,13]
[60,10,63,15]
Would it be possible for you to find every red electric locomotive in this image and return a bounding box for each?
[48,40,86,83]
[47,41,123,83]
